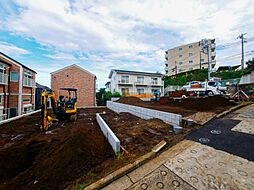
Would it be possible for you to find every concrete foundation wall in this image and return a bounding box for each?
[107,101,182,126]
[96,113,120,155]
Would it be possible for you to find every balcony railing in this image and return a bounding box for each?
[0,73,8,85]
[24,78,35,87]
[118,80,130,84]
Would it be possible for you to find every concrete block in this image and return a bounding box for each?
[96,113,120,155]
[106,101,182,127]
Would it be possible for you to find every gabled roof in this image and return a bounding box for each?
[108,69,163,79]
[51,64,96,78]
[0,52,37,73]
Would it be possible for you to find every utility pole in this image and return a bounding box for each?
[201,39,210,80]
[237,33,247,70]
[207,43,210,80]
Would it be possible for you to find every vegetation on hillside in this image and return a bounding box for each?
[164,58,254,87]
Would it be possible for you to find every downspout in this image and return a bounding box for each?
[7,66,11,110]
[18,67,23,115]
[33,74,36,110]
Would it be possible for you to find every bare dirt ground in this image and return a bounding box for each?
[0,108,200,190]
[117,96,237,117]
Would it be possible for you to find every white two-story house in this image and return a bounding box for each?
[107,69,164,96]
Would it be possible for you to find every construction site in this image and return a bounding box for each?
[1,92,252,190]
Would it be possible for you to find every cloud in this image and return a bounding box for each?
[0,0,254,87]
[0,41,30,55]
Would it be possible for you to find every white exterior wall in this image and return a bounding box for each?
[109,71,164,95]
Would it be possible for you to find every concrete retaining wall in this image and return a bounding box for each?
[0,110,41,126]
[96,113,120,155]
[107,101,182,126]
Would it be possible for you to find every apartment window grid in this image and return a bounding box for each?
[24,71,33,87]
[189,60,193,64]
[189,53,193,57]
[137,88,144,95]
[137,76,144,84]
[179,62,183,65]
[179,54,183,58]
[0,63,8,85]
[189,45,193,48]
[11,71,19,82]
[179,47,183,51]
[151,77,158,85]
[121,76,129,83]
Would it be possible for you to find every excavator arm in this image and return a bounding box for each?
[40,90,57,130]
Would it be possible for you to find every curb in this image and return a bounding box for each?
[216,102,252,118]
[84,140,167,190]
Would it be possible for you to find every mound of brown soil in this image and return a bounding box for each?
[170,96,236,112]
[159,97,173,104]
[0,110,114,190]
[117,97,144,104]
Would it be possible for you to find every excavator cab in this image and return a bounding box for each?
[40,88,78,130]
[58,88,78,121]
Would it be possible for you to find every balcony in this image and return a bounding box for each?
[0,73,8,85]
[134,81,147,86]
[118,80,132,85]
[165,54,168,60]
[24,78,35,87]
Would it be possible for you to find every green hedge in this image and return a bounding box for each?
[164,68,251,86]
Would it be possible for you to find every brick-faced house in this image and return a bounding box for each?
[0,52,37,120]
[51,64,96,107]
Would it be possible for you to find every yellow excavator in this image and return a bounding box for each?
[40,88,78,130]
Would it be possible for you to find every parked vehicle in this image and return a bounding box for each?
[181,81,201,90]
[186,81,227,96]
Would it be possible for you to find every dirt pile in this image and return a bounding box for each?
[0,110,114,190]
[169,90,187,97]
[159,97,173,104]
[117,97,144,104]
[168,96,237,112]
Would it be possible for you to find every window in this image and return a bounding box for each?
[179,62,183,65]
[11,72,19,82]
[208,82,217,87]
[179,54,183,58]
[0,95,2,104]
[151,77,158,85]
[189,53,193,57]
[189,45,193,48]
[179,47,183,50]
[0,63,4,74]
[24,71,33,87]
[23,104,32,114]
[121,76,129,83]
[137,76,144,84]
[189,60,193,64]
[137,88,144,95]
[165,70,168,74]
[23,98,30,102]
[201,59,204,63]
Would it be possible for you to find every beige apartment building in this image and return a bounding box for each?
[165,39,216,76]
[107,69,164,97]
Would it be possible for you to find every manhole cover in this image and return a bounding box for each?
[210,130,221,134]
[199,138,210,143]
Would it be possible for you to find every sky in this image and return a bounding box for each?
[0,0,254,88]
